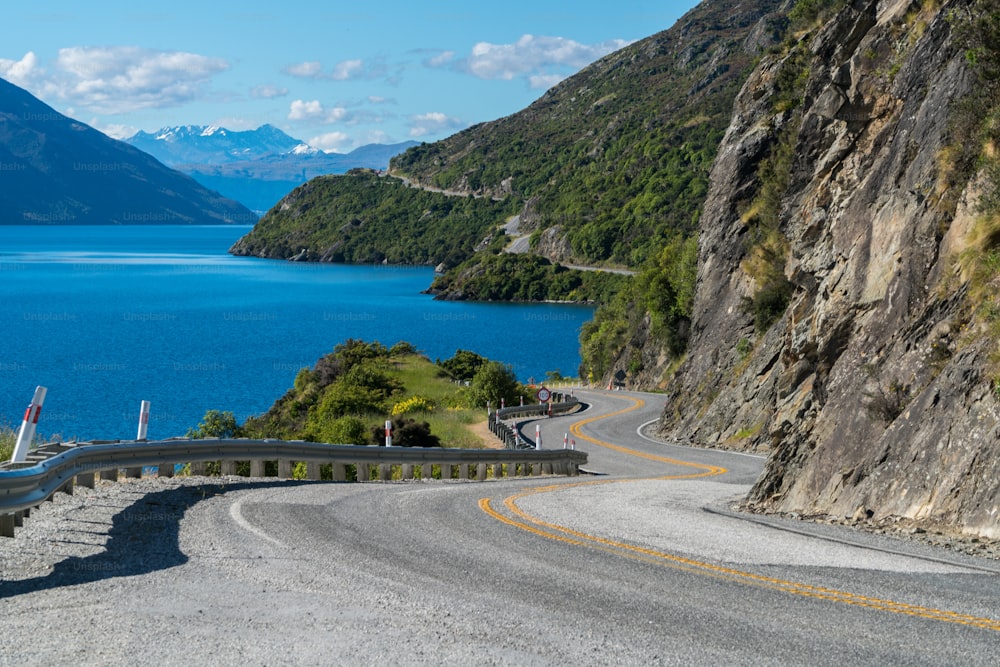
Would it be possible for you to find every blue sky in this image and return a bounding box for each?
[0,1,700,152]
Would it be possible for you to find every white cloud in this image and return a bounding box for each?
[41,46,229,114]
[287,99,348,123]
[93,121,138,140]
[455,34,630,82]
[307,131,351,153]
[284,58,385,81]
[0,52,42,86]
[284,61,323,78]
[528,73,566,90]
[408,111,463,138]
[424,50,455,68]
[250,84,288,99]
[331,59,363,81]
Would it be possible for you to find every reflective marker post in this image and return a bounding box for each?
[385,419,393,447]
[535,424,541,450]
[12,386,47,463]
[137,400,151,441]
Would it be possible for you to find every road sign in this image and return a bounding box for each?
[536,386,551,402]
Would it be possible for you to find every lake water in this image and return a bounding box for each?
[0,226,593,440]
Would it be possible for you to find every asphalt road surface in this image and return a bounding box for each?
[2,389,999,665]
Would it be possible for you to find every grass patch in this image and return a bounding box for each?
[0,424,15,462]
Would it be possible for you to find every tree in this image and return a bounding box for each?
[438,349,487,381]
[187,410,240,439]
[468,360,520,408]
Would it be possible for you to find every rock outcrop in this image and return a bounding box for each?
[656,0,1000,539]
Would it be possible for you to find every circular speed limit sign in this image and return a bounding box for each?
[536,387,551,402]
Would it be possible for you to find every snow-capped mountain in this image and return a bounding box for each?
[125,124,418,213]
[126,124,304,166]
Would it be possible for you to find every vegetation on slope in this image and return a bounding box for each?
[0,425,14,463]
[190,340,536,452]
[948,1,1000,386]
[427,253,628,303]
[230,170,517,268]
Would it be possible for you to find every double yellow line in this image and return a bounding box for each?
[479,394,1000,633]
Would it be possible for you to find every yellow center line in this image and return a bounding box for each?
[479,392,1000,633]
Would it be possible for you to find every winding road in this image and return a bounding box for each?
[2,389,999,665]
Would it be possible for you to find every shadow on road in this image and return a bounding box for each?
[0,479,315,599]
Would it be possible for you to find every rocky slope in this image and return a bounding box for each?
[651,0,1000,540]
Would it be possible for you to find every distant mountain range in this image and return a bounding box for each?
[0,77,253,225]
[125,125,418,213]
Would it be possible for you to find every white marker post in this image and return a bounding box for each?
[563,432,568,449]
[535,424,542,450]
[137,400,151,441]
[12,386,47,463]
[385,419,393,447]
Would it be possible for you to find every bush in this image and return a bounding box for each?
[372,417,441,447]
[311,415,370,445]
[468,360,521,409]
[187,410,241,439]
[391,395,436,415]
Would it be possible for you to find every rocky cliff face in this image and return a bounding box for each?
[655,0,1000,539]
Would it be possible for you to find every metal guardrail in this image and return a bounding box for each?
[0,438,588,537]
[496,396,579,421]
[491,398,582,449]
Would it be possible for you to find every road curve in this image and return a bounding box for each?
[2,389,999,665]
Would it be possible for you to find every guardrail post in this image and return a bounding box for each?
[492,462,503,478]
[125,465,142,479]
[355,462,368,482]
[100,468,119,482]
[419,463,433,480]
[332,462,347,481]
[402,463,413,480]
[189,462,205,476]
[306,461,320,481]
[136,400,150,441]
[12,386,47,463]
[278,459,292,479]
[220,460,237,476]
[77,471,96,489]
[158,463,175,478]
[378,463,391,481]
[477,462,487,481]
[250,460,265,477]
[458,463,470,480]
[1,514,15,538]
[440,463,452,480]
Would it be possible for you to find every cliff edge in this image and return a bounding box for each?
[657,0,1000,540]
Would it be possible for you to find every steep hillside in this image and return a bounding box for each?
[391,0,785,268]
[229,169,518,267]
[650,0,1000,540]
[0,78,253,225]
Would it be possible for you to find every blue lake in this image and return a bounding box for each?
[0,226,594,440]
